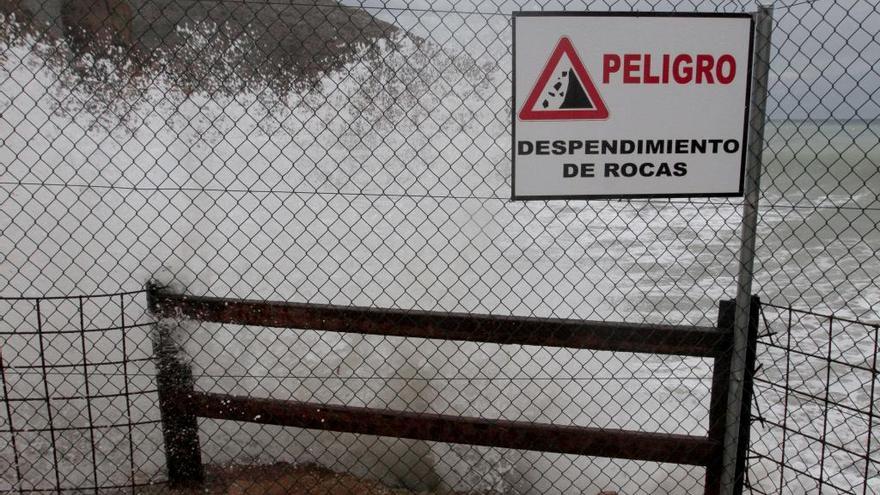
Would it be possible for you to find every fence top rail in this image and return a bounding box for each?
[761,302,880,328]
[147,287,730,357]
[0,289,148,301]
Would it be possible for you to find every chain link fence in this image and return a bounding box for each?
[0,0,877,493]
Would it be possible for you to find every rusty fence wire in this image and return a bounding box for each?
[0,0,878,493]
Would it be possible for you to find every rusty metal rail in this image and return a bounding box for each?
[146,285,756,494]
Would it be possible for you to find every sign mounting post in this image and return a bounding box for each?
[722,6,773,495]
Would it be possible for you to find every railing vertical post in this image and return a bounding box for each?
[706,298,735,495]
[148,285,204,486]
[733,295,760,495]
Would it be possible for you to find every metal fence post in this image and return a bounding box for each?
[733,295,760,495]
[148,286,205,486]
[721,6,774,495]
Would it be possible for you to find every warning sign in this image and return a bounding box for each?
[512,12,755,200]
[519,37,608,120]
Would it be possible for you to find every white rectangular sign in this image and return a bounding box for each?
[512,12,755,200]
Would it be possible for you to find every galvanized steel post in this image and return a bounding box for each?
[721,5,773,495]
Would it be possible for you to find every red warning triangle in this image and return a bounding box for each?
[519,37,609,121]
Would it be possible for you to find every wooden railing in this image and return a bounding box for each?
[146,284,758,494]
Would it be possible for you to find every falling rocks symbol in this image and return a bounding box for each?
[560,71,592,109]
[542,70,593,109]
[519,36,608,120]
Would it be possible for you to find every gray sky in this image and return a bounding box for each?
[342,0,880,119]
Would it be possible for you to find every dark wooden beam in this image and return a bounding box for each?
[147,289,730,357]
[705,299,736,495]
[188,391,716,466]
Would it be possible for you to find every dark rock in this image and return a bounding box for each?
[1,0,33,24]
[60,0,133,54]
[23,0,396,88]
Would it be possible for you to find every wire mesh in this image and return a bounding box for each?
[0,0,877,493]
[0,291,163,493]
[747,302,880,494]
